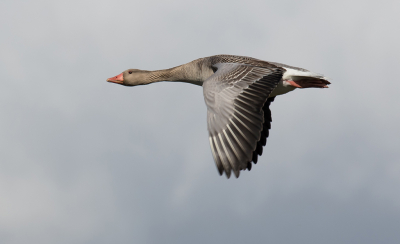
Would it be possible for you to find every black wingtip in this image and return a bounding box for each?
[256,143,263,156]
[247,162,252,171]
[252,152,258,164]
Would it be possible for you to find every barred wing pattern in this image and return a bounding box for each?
[203,63,283,178]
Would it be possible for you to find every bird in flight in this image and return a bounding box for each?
[107,55,330,178]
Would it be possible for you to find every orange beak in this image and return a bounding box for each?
[107,73,124,84]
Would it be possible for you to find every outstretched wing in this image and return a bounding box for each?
[203,63,283,178]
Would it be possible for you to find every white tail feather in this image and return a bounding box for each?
[282,68,328,81]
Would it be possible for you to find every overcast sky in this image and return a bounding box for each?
[1,0,400,243]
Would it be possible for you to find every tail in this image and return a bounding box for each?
[282,67,329,81]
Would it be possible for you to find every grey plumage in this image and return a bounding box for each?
[203,63,283,178]
[107,54,331,178]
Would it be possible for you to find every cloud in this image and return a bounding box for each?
[1,0,399,243]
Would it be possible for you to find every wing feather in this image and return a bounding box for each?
[203,63,282,178]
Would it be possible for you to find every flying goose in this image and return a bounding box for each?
[107,55,330,178]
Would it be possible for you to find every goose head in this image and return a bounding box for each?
[107,69,149,86]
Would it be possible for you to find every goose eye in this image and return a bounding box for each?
[128,71,132,74]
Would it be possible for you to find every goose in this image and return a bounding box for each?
[107,55,330,178]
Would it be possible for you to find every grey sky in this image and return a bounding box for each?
[1,0,399,243]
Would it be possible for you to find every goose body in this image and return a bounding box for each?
[107,55,330,178]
